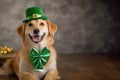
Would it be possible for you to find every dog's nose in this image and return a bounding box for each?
[33,29,39,34]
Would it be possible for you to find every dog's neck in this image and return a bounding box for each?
[22,40,48,51]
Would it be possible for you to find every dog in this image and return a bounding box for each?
[0,19,58,80]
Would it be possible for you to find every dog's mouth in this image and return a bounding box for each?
[28,33,45,43]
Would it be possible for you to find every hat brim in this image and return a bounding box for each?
[23,16,48,23]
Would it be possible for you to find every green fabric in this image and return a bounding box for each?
[23,6,48,23]
[29,47,50,72]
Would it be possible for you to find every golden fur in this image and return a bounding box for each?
[0,19,58,80]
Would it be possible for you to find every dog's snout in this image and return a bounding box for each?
[33,29,39,34]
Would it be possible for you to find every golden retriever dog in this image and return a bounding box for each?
[0,19,58,80]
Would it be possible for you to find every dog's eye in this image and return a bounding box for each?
[28,23,33,27]
[40,22,44,26]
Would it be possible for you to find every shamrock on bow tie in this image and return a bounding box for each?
[29,47,50,72]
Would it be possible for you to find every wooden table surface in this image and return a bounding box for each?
[0,54,120,80]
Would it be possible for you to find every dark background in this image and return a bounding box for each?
[0,0,120,54]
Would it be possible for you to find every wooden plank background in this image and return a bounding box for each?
[0,54,120,80]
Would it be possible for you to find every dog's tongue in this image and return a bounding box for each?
[33,36,41,42]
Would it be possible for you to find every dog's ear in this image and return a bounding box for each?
[46,20,57,36]
[17,24,25,38]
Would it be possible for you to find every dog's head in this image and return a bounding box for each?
[17,19,57,48]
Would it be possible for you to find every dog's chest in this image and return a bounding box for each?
[34,59,56,78]
[33,71,45,79]
[20,58,56,79]
[34,60,56,76]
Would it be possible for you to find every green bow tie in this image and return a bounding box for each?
[29,47,50,72]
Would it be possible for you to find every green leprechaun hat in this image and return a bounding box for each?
[23,6,48,23]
